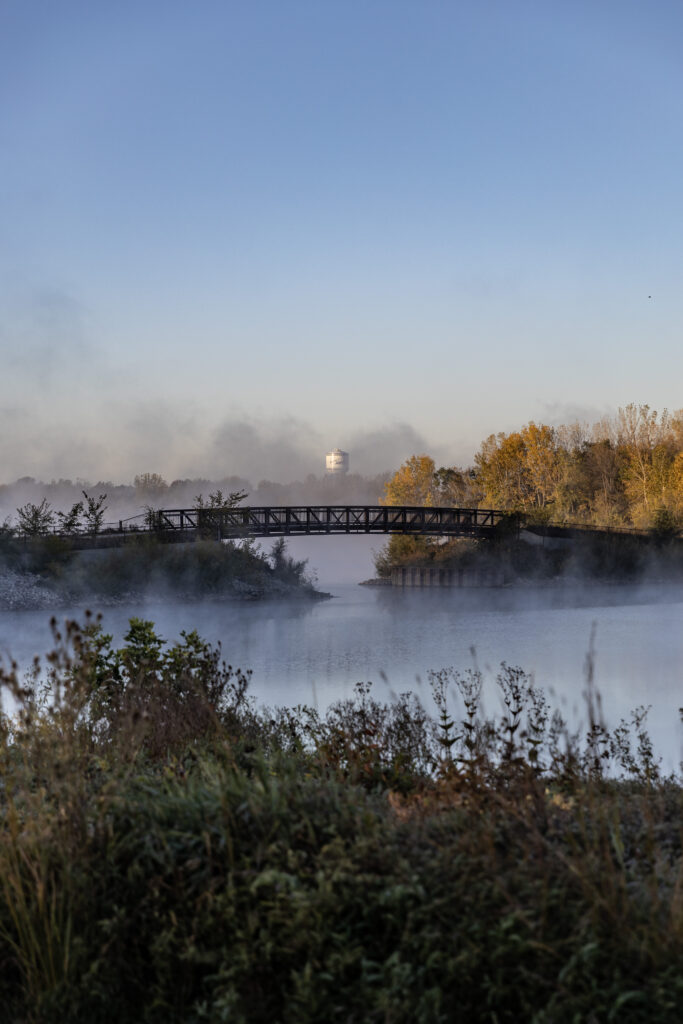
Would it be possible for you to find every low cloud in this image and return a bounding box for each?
[0,402,454,485]
[537,401,615,428]
[208,415,323,482]
[345,423,442,474]
[0,395,454,483]
[203,417,452,482]
[0,281,465,484]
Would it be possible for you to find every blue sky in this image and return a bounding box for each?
[1,0,682,481]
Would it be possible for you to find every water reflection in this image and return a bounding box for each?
[370,580,683,614]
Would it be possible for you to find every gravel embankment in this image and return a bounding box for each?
[0,569,66,610]
[0,569,325,610]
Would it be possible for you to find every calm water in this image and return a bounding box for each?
[1,579,682,769]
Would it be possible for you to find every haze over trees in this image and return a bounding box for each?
[0,474,391,532]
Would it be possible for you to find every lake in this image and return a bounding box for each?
[1,565,682,771]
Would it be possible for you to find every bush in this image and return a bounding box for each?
[2,537,318,602]
[1,620,683,1021]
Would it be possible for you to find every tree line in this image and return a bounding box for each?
[0,472,390,533]
[1,492,109,538]
[381,404,683,532]
[1,489,249,538]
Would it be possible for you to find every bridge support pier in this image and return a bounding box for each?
[390,565,507,588]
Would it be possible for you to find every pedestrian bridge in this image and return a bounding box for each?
[147,504,511,539]
[13,505,658,550]
[141,506,654,543]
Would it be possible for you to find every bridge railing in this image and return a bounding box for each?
[144,505,514,537]
[6,505,676,543]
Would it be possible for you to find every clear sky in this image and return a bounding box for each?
[2,0,682,482]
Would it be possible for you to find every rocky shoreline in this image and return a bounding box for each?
[0,569,65,611]
[0,569,328,611]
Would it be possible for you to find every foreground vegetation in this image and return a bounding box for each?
[1,619,682,1021]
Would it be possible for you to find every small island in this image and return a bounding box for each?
[369,408,683,587]
[0,490,323,610]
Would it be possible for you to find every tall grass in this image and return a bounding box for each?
[1,617,682,1021]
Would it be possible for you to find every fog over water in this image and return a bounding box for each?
[1,541,682,771]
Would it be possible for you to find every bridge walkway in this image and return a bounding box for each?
[6,505,666,550]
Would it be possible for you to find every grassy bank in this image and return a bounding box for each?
[1,619,682,1021]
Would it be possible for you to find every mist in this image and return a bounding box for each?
[0,389,456,487]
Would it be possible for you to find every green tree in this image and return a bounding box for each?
[56,501,84,534]
[82,492,108,534]
[270,537,309,584]
[193,489,248,510]
[373,535,433,577]
[16,498,55,535]
[0,516,16,537]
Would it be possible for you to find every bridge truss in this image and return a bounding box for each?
[150,505,512,539]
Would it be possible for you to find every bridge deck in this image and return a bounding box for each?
[7,505,667,549]
[151,505,511,538]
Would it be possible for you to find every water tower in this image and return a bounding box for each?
[325,448,349,475]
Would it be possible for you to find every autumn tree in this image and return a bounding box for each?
[433,467,482,506]
[614,405,679,526]
[520,423,564,509]
[380,455,438,506]
[474,432,531,510]
[377,455,445,572]
[472,406,683,528]
[373,404,682,576]
[578,440,627,526]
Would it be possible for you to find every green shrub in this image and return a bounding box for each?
[1,620,683,1021]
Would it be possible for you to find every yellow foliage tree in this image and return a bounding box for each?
[520,422,563,509]
[474,432,530,509]
[380,455,438,506]
[376,454,459,574]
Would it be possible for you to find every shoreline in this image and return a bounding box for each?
[0,568,330,612]
[359,574,683,589]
